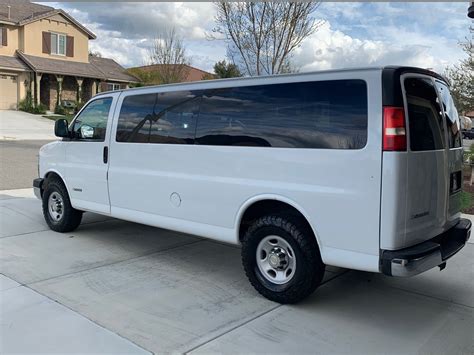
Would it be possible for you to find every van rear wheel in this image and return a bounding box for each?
[42,177,83,232]
[241,215,325,304]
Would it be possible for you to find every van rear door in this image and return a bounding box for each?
[402,76,450,247]
[380,69,463,251]
[433,80,463,226]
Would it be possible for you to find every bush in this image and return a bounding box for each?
[75,102,85,113]
[18,92,47,114]
[32,103,47,114]
[460,191,473,212]
[18,91,34,112]
[54,104,67,115]
[464,144,474,165]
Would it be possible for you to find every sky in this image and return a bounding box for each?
[37,2,472,74]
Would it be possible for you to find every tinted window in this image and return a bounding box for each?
[71,98,112,141]
[404,78,445,151]
[435,80,462,148]
[195,80,367,149]
[116,91,199,144]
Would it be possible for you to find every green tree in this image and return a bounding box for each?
[213,60,242,78]
[444,27,474,115]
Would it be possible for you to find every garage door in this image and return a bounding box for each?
[0,74,18,110]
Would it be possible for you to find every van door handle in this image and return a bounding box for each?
[103,146,108,164]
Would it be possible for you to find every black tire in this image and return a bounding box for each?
[241,215,325,304]
[42,176,83,232]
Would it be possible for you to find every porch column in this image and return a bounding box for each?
[94,80,101,94]
[35,73,42,107]
[75,77,84,104]
[28,73,34,100]
[56,75,63,106]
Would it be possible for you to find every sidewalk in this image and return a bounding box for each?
[0,110,56,141]
[1,188,473,354]
[1,275,149,354]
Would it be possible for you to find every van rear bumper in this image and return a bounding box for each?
[33,178,43,200]
[381,218,471,277]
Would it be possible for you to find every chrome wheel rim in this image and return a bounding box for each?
[256,235,296,285]
[48,192,64,222]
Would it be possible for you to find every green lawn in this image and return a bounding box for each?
[43,114,75,124]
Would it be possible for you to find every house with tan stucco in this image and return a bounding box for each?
[0,0,138,110]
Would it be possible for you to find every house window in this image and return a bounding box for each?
[106,83,121,91]
[0,28,2,47]
[51,33,66,55]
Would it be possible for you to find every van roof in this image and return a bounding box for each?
[96,65,447,97]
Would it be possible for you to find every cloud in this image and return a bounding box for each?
[294,2,469,73]
[44,2,215,40]
[292,21,453,72]
[36,1,469,74]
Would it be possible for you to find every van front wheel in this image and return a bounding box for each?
[42,177,83,232]
[241,215,325,304]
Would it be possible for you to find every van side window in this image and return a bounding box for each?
[71,98,112,141]
[116,93,156,143]
[434,81,462,148]
[116,91,199,144]
[404,78,445,151]
[196,80,368,149]
[149,91,199,144]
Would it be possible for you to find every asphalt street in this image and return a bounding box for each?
[0,140,52,190]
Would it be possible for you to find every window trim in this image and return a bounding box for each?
[69,96,113,142]
[106,83,121,92]
[50,32,66,56]
[114,79,369,149]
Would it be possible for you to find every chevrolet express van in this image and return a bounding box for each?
[34,66,471,303]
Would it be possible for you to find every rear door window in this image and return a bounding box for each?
[404,77,445,151]
[435,80,462,148]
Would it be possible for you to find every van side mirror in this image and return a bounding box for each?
[54,119,69,138]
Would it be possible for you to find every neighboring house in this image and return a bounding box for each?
[0,0,138,110]
[130,64,214,84]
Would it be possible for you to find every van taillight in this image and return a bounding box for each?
[383,107,406,151]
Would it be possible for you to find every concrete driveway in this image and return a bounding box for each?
[0,110,56,141]
[1,189,473,354]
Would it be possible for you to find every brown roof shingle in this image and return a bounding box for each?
[16,51,138,83]
[18,51,103,78]
[0,0,96,39]
[0,0,53,24]
[90,56,139,83]
[133,64,213,82]
[0,54,30,70]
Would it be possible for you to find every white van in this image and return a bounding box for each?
[34,66,471,303]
